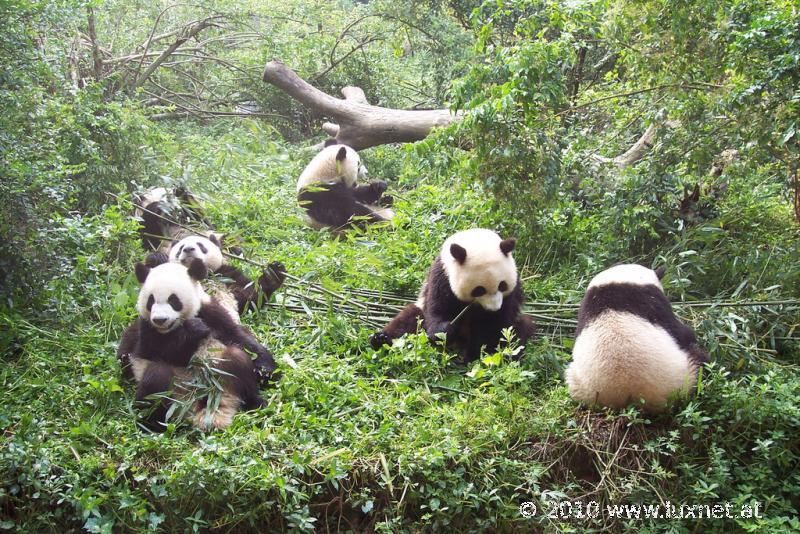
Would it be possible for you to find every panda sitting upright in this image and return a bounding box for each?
[296,141,394,230]
[164,233,286,315]
[565,264,709,412]
[117,259,272,431]
[370,229,536,362]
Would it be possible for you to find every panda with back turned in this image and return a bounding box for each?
[117,259,277,431]
[296,141,394,230]
[370,229,536,362]
[565,264,709,412]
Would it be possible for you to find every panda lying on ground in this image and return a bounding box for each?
[370,229,536,362]
[117,259,276,431]
[162,233,286,315]
[296,141,394,230]
[565,264,709,412]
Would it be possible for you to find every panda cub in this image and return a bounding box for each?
[296,141,394,230]
[370,229,536,362]
[565,264,709,412]
[117,260,272,431]
[166,234,286,315]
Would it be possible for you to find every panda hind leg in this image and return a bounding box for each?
[370,304,424,350]
[218,346,266,411]
[135,361,175,432]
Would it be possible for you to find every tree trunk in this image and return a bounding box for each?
[262,59,461,150]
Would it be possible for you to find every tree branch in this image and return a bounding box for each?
[591,120,680,168]
[262,59,461,150]
[132,16,223,89]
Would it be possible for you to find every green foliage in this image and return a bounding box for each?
[1,0,799,531]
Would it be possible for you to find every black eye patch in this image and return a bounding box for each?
[198,242,208,254]
[146,294,154,311]
[177,244,185,256]
[168,294,183,311]
[471,286,486,297]
[498,281,508,292]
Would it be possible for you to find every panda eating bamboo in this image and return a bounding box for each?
[370,229,536,362]
[296,141,395,230]
[117,259,277,431]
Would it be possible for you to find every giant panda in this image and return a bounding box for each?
[565,264,709,412]
[296,142,395,230]
[165,234,286,316]
[370,229,536,362]
[117,259,275,431]
[133,186,212,252]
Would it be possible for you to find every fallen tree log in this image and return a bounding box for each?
[262,59,462,150]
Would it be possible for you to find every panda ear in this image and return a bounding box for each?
[208,233,221,247]
[335,147,347,162]
[450,243,467,264]
[654,266,666,280]
[145,252,169,268]
[324,138,339,147]
[187,258,208,281]
[135,263,151,284]
[499,238,516,256]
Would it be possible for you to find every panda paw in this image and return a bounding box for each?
[426,322,453,345]
[259,262,287,295]
[379,194,394,207]
[370,181,389,196]
[369,331,392,350]
[184,318,211,340]
[255,365,280,388]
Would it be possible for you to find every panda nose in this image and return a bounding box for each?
[183,246,195,253]
[152,317,168,326]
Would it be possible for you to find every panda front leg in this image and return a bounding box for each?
[352,181,388,204]
[370,303,424,349]
[512,314,537,347]
[199,300,279,385]
[135,361,175,432]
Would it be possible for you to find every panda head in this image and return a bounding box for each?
[169,234,224,271]
[587,264,666,291]
[135,259,208,333]
[440,229,518,312]
[330,144,367,185]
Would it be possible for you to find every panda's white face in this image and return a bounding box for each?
[169,235,224,271]
[136,263,205,333]
[441,229,518,311]
[587,264,663,291]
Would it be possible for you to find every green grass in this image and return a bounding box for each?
[1,122,799,532]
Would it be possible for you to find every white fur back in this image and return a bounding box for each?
[566,311,696,412]
[588,264,662,291]
[440,229,517,310]
[297,145,361,192]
